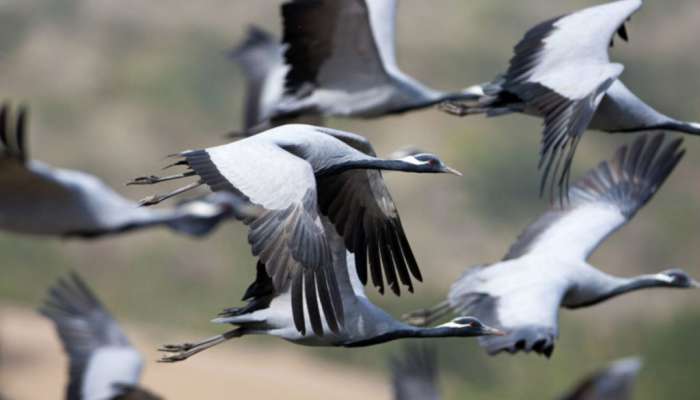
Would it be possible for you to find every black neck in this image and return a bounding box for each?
[648,121,700,135]
[570,275,669,309]
[343,326,468,348]
[318,158,424,177]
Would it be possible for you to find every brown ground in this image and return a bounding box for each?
[1,305,388,400]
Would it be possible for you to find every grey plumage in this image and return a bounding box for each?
[559,357,643,400]
[39,273,161,400]
[0,103,253,238]
[271,0,480,121]
[441,0,700,199]
[133,124,461,337]
[390,345,440,400]
[405,134,698,357]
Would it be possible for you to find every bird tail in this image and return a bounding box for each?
[402,300,452,327]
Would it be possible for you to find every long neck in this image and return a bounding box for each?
[570,274,670,308]
[655,120,700,135]
[344,324,467,348]
[317,158,425,177]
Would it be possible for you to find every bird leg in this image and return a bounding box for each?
[158,328,243,363]
[137,181,203,206]
[127,171,195,185]
[437,101,483,116]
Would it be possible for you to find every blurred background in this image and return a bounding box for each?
[1,0,699,398]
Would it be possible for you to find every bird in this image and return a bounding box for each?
[228,25,323,135]
[389,345,440,400]
[130,123,463,339]
[439,0,700,198]
[560,357,643,400]
[39,272,162,400]
[268,0,481,122]
[0,103,255,238]
[157,215,502,362]
[404,133,698,357]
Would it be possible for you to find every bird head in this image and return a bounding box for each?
[438,317,504,337]
[655,269,700,288]
[395,151,462,176]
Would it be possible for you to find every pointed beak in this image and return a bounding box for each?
[483,325,506,336]
[442,165,463,176]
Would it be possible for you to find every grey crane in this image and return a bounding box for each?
[131,124,462,337]
[228,25,322,135]
[0,104,253,238]
[268,0,481,122]
[40,273,162,400]
[390,345,440,400]
[560,357,643,400]
[157,215,502,362]
[440,0,700,198]
[405,133,698,357]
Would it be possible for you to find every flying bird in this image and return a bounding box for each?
[228,25,322,135]
[405,134,698,357]
[390,345,440,400]
[440,0,700,198]
[0,104,254,238]
[560,357,643,400]
[157,218,501,362]
[268,0,481,122]
[40,272,162,400]
[131,124,462,336]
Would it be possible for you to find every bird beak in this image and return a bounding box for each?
[483,326,506,336]
[442,165,463,176]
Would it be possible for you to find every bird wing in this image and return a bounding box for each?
[502,0,641,196]
[229,26,286,130]
[559,357,642,400]
[504,133,684,262]
[281,0,395,95]
[180,141,343,335]
[315,127,422,296]
[39,272,139,400]
[390,345,440,400]
[448,263,567,356]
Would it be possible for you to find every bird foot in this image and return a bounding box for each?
[159,342,196,352]
[157,342,202,363]
[137,195,164,207]
[437,101,472,116]
[127,175,162,185]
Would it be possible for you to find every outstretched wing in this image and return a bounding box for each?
[390,345,440,400]
[39,273,141,400]
[281,0,396,95]
[315,127,422,296]
[502,0,641,197]
[175,141,343,336]
[504,133,684,262]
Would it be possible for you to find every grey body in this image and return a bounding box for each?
[0,104,250,238]
[442,0,700,196]
[406,134,697,357]
[560,357,643,400]
[272,0,479,121]
[229,26,322,134]
[40,273,161,400]
[134,124,461,337]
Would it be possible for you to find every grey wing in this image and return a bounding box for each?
[504,133,684,262]
[39,272,137,400]
[390,345,440,400]
[229,26,286,131]
[281,0,392,95]
[175,142,343,335]
[502,0,641,196]
[315,127,421,296]
[560,357,642,400]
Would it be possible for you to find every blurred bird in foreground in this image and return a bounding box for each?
[406,133,698,357]
[440,0,700,199]
[0,103,255,238]
[560,357,643,400]
[40,273,162,400]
